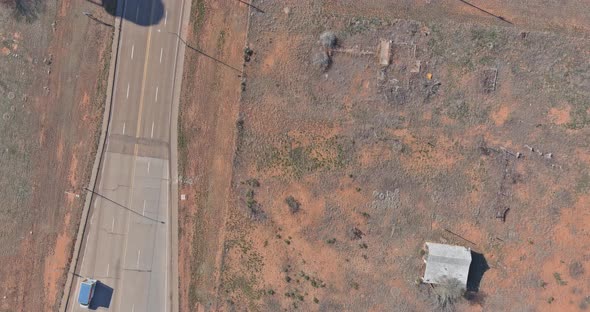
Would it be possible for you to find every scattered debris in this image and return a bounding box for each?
[371,189,400,210]
[181,194,186,200]
[482,68,498,92]
[495,207,510,222]
[377,39,391,66]
[524,144,553,160]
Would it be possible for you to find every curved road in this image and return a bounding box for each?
[65,0,189,310]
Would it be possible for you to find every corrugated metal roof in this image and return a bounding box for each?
[423,242,472,288]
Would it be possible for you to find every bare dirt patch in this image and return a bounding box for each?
[0,0,113,310]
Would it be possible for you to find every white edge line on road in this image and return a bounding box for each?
[165,173,170,312]
[106,263,110,277]
[151,122,155,138]
[131,44,134,60]
[122,122,126,135]
[160,47,163,63]
[126,83,130,98]
[155,86,159,102]
[135,6,139,22]
[164,10,167,25]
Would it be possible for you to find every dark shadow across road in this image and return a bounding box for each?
[86,0,164,26]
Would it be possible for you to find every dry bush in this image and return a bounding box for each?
[285,196,300,214]
[311,51,331,72]
[319,31,337,49]
[432,278,465,310]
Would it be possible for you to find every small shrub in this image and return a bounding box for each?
[326,238,336,244]
[553,272,567,285]
[569,261,585,278]
[285,196,300,213]
[433,278,465,309]
[319,31,337,49]
[312,51,331,72]
[313,297,319,304]
[285,276,292,283]
[244,178,260,187]
[350,281,360,290]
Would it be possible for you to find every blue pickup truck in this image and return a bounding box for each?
[78,278,97,308]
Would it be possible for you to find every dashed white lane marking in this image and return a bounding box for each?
[160,47,163,63]
[151,122,155,138]
[131,44,134,60]
[131,304,135,312]
[135,6,139,21]
[164,10,167,25]
[126,83,130,98]
[147,160,150,173]
[111,217,115,232]
[155,86,159,102]
[122,122,126,135]
[106,263,110,277]
[143,200,146,216]
[136,249,141,268]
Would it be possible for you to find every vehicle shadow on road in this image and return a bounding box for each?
[89,282,114,310]
[87,0,164,26]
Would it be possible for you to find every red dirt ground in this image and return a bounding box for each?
[0,0,113,310]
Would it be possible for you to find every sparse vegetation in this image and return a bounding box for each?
[569,261,585,278]
[553,272,567,285]
[432,278,465,309]
[285,195,300,213]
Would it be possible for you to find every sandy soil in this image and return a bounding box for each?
[0,0,113,310]
[175,0,590,311]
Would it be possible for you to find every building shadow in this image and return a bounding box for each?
[467,251,489,292]
[89,281,114,310]
[87,0,164,26]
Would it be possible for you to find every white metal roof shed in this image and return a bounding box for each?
[422,242,472,289]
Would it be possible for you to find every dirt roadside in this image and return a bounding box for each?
[176,0,249,311]
[0,0,114,310]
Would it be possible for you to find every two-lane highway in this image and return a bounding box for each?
[66,0,188,309]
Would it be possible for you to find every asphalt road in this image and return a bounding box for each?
[66,0,186,310]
